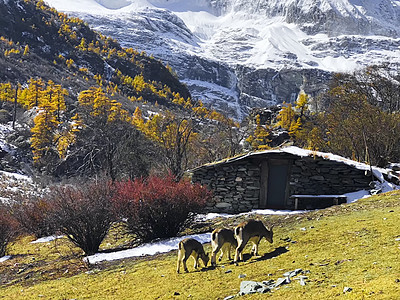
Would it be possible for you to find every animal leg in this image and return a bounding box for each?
[193,252,199,269]
[211,244,222,266]
[234,240,247,263]
[182,250,192,273]
[177,248,184,273]
[219,244,227,261]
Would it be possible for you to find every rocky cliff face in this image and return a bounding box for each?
[218,0,400,36]
[45,0,400,119]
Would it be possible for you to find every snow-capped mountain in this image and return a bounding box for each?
[44,0,400,119]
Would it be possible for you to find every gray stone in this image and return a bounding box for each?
[239,281,266,295]
[216,203,232,208]
[238,274,246,279]
[343,287,353,293]
[247,186,259,190]
[274,277,290,287]
[299,277,307,286]
[283,269,302,278]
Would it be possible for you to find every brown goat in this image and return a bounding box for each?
[176,238,209,273]
[234,219,273,264]
[211,228,238,266]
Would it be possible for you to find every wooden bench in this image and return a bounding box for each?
[290,195,347,210]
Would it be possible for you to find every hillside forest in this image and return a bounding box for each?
[0,0,400,183]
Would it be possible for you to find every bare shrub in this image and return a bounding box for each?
[0,205,19,257]
[12,196,55,238]
[113,175,211,243]
[48,179,115,256]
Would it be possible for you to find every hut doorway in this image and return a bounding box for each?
[260,159,290,209]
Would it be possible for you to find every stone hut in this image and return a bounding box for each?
[191,146,386,213]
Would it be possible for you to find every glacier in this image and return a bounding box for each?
[43,0,400,119]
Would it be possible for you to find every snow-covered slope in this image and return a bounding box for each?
[44,0,400,119]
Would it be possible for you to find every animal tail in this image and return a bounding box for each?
[235,226,241,237]
[211,231,217,241]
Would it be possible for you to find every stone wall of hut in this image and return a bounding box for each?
[192,155,373,213]
[289,157,372,195]
[191,161,261,213]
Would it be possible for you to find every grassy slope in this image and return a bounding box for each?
[1,191,400,299]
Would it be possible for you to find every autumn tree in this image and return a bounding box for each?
[30,96,60,169]
[133,110,196,179]
[160,116,196,179]
[315,83,400,167]
[0,82,20,127]
[193,115,243,164]
[0,82,14,106]
[274,92,320,149]
[23,78,45,109]
[29,79,69,173]
[245,114,273,151]
[67,87,156,181]
[43,80,68,120]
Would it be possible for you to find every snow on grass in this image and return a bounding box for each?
[198,208,306,221]
[0,170,31,182]
[345,190,371,204]
[0,256,11,263]
[30,235,64,244]
[85,232,211,264]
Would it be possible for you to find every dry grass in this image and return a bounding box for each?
[1,191,400,299]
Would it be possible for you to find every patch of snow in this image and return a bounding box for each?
[85,232,211,264]
[30,235,64,244]
[0,170,31,182]
[198,208,306,221]
[0,255,11,263]
[345,190,371,203]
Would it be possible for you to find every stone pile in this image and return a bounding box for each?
[223,268,310,299]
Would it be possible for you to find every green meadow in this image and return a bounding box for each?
[1,191,400,299]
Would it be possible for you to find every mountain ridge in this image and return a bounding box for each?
[44,0,400,119]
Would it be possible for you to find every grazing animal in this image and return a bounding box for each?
[176,238,209,273]
[211,228,238,266]
[234,219,273,264]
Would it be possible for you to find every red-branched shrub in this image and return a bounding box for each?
[48,180,115,256]
[12,196,56,238]
[113,175,211,243]
[0,205,19,257]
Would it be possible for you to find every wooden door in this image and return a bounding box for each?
[260,159,290,209]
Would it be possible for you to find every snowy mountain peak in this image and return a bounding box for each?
[44,0,400,119]
[94,0,133,10]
